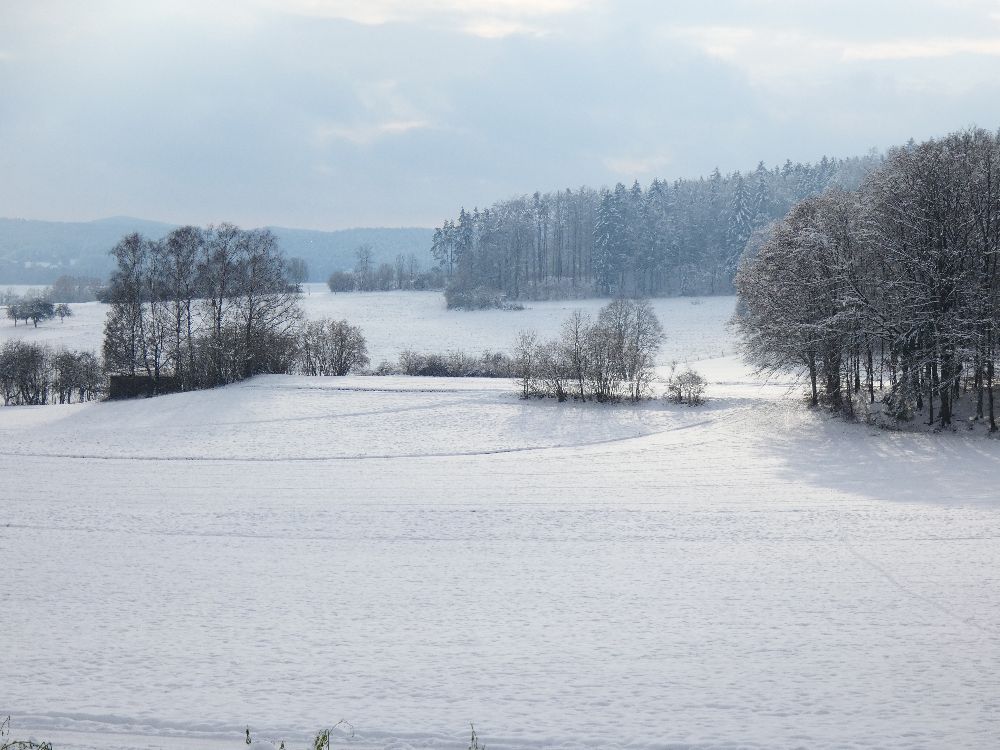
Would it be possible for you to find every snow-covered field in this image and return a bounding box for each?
[2,292,999,750]
[0,285,735,366]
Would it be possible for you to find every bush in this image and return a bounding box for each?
[445,285,523,311]
[395,349,514,378]
[327,270,356,293]
[666,367,707,405]
[298,319,369,376]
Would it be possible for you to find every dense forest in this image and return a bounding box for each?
[736,127,1000,430]
[433,152,881,302]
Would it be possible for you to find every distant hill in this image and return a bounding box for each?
[0,217,436,283]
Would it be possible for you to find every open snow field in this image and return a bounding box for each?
[0,286,735,366]
[2,292,999,750]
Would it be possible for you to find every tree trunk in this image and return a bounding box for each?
[808,352,818,407]
[989,359,997,433]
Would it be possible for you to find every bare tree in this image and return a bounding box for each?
[287,256,310,292]
[354,244,374,291]
[560,310,591,401]
[513,329,539,398]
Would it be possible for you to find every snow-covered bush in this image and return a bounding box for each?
[326,270,355,293]
[297,318,369,376]
[666,367,707,406]
[445,285,523,311]
[395,349,514,378]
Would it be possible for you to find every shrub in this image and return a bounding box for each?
[327,270,356,293]
[395,349,513,378]
[445,285,523,311]
[298,319,369,376]
[666,367,707,405]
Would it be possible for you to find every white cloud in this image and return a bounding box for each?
[842,37,1000,60]
[462,18,545,39]
[664,25,843,88]
[259,0,593,36]
[665,22,1000,93]
[317,119,432,145]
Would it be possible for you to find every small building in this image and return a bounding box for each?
[108,375,182,400]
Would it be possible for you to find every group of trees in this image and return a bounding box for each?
[328,245,444,293]
[515,298,664,401]
[103,224,303,391]
[48,275,105,303]
[0,341,102,405]
[737,127,1000,430]
[434,154,880,303]
[4,298,68,327]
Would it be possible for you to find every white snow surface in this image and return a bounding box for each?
[0,287,735,366]
[2,292,999,750]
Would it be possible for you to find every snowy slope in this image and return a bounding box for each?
[1,300,999,750]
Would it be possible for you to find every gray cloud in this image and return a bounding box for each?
[2,0,1000,229]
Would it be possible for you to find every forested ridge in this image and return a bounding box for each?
[433,152,881,301]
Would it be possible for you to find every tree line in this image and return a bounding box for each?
[5,298,72,327]
[103,224,303,391]
[102,224,380,392]
[736,127,1000,430]
[0,341,102,406]
[362,298,686,403]
[327,244,444,293]
[434,153,880,304]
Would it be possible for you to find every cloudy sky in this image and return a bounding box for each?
[2,0,1000,229]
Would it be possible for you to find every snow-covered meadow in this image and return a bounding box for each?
[0,285,735,367]
[2,290,999,750]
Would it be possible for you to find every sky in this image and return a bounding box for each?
[2,0,1000,230]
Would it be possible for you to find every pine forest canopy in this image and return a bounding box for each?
[432,152,882,301]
